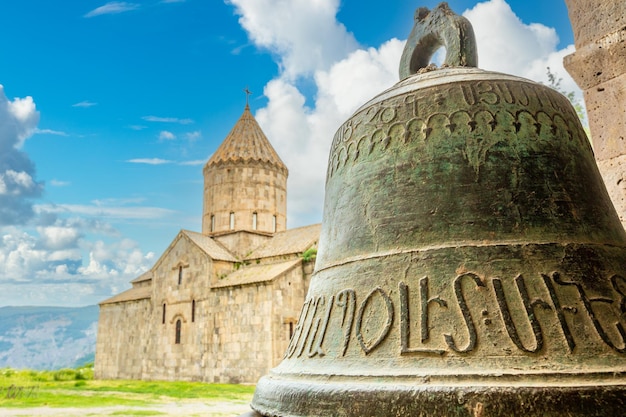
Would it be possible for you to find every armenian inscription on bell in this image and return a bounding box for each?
[286,269,626,360]
[328,78,588,180]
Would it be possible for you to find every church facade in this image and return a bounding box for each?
[94,104,320,383]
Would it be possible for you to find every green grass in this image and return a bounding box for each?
[0,364,255,409]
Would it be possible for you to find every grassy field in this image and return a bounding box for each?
[0,364,255,416]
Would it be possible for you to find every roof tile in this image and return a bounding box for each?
[206,106,287,171]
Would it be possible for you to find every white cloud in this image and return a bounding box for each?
[92,197,146,206]
[72,101,97,108]
[50,179,70,187]
[84,2,140,18]
[0,204,162,305]
[37,225,82,250]
[142,115,193,124]
[0,224,154,306]
[36,203,175,220]
[129,125,147,130]
[34,128,68,136]
[0,85,43,225]
[158,130,176,141]
[185,131,201,141]
[462,0,579,98]
[0,87,39,147]
[126,158,172,165]
[179,159,205,166]
[0,170,37,195]
[227,0,359,79]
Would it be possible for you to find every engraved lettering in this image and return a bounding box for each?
[399,280,445,355]
[419,277,448,343]
[495,82,514,104]
[516,83,531,106]
[336,289,356,356]
[535,87,559,114]
[541,273,576,353]
[493,275,550,353]
[285,299,311,358]
[296,297,322,358]
[365,105,379,125]
[307,295,334,358]
[460,84,478,106]
[476,81,499,105]
[553,272,626,353]
[403,94,421,118]
[342,121,353,142]
[366,105,393,126]
[381,107,397,123]
[444,273,485,353]
[611,274,626,316]
[355,287,394,355]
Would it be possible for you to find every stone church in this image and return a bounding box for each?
[94,103,320,383]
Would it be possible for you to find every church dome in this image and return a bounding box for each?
[205,104,287,174]
[202,103,288,237]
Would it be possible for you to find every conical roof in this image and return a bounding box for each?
[206,105,287,172]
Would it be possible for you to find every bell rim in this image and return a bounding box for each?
[252,373,626,416]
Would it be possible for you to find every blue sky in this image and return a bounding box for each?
[0,0,579,306]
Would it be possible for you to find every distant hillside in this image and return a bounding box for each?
[0,305,98,370]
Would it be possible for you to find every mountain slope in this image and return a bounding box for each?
[0,305,98,370]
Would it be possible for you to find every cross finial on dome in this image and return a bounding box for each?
[244,87,252,109]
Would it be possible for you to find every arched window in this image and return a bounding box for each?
[252,212,257,230]
[178,266,183,285]
[175,319,181,344]
[191,300,196,323]
[210,214,215,232]
[272,215,277,233]
[230,212,235,230]
[162,304,166,324]
[289,322,294,339]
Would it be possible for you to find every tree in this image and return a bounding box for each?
[545,67,590,138]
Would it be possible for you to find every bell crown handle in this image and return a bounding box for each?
[399,2,478,80]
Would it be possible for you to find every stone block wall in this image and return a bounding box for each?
[203,162,287,235]
[94,298,151,379]
[271,264,312,364]
[142,234,212,381]
[152,234,212,306]
[205,284,274,383]
[564,0,626,228]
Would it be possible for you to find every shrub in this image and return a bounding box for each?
[302,248,317,262]
[53,369,76,381]
[75,367,94,380]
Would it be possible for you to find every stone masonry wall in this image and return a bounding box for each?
[564,0,626,228]
[271,263,312,365]
[203,161,287,236]
[142,234,212,381]
[205,283,274,383]
[94,298,151,380]
[204,262,310,383]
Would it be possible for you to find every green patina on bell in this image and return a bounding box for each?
[248,3,626,416]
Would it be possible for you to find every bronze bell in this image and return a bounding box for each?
[248,3,626,416]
